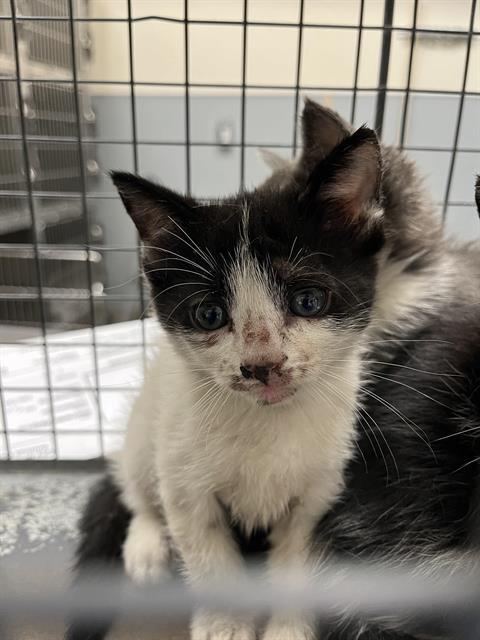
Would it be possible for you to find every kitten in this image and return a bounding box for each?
[112,120,384,640]
[67,101,480,640]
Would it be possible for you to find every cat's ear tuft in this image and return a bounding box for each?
[110,171,193,240]
[301,126,383,227]
[300,98,352,170]
[475,175,480,218]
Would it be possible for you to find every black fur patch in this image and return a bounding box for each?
[65,475,131,640]
[312,309,480,637]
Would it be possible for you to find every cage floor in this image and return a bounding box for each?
[0,466,188,640]
[0,319,160,461]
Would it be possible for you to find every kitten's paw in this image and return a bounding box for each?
[191,611,255,640]
[123,513,169,584]
[262,616,314,640]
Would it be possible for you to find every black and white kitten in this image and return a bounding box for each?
[68,102,480,640]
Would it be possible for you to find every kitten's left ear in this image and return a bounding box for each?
[300,126,383,229]
[110,171,195,241]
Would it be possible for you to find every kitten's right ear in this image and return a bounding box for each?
[300,126,382,231]
[475,175,480,218]
[110,172,193,240]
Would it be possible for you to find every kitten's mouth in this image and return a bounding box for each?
[230,379,296,405]
[256,384,296,405]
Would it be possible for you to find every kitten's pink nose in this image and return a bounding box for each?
[240,358,286,385]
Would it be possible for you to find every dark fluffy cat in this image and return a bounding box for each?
[67,101,480,640]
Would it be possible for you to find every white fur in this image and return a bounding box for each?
[263,616,315,640]
[191,610,255,640]
[370,247,454,337]
[123,513,170,584]
[112,243,364,639]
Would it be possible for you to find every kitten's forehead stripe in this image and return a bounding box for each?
[229,244,285,362]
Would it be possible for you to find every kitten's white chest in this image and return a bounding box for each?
[219,431,308,530]
[211,397,355,533]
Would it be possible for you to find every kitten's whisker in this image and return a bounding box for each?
[191,384,219,424]
[304,381,369,470]
[435,425,480,441]
[190,378,219,396]
[170,218,215,269]
[453,456,480,474]
[203,385,228,425]
[306,381,369,472]
[315,374,395,480]
[362,385,435,459]
[165,288,211,324]
[140,281,207,320]
[323,367,436,463]
[368,372,455,413]
[199,387,226,441]
[143,245,213,277]
[314,367,399,479]
[192,387,216,413]
[291,249,334,270]
[308,377,374,473]
[327,358,462,379]
[363,338,454,346]
[287,272,355,307]
[145,267,213,281]
[205,389,232,443]
[287,236,298,264]
[304,269,361,303]
[167,217,216,271]
[290,246,305,269]
[104,272,143,291]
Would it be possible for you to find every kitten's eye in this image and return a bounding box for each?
[289,288,330,317]
[193,302,228,331]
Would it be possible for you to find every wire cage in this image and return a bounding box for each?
[0,0,479,458]
[1,2,480,639]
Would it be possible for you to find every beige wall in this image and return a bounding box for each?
[83,0,479,95]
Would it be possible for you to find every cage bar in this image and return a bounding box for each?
[350,0,365,125]
[292,0,304,156]
[239,0,247,189]
[184,0,191,195]
[399,0,419,149]
[66,0,103,455]
[8,0,58,458]
[126,0,147,366]
[375,0,395,137]
[442,0,478,218]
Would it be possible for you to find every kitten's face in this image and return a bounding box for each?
[113,125,384,407]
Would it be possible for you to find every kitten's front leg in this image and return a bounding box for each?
[120,472,172,584]
[161,484,255,640]
[123,511,171,584]
[262,504,319,640]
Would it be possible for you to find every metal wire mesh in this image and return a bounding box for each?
[0,0,479,460]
